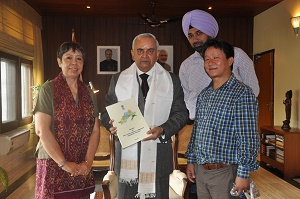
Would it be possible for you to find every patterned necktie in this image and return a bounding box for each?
[139,73,149,98]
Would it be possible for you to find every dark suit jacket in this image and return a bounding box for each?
[158,61,172,72]
[100,59,118,71]
[101,71,187,179]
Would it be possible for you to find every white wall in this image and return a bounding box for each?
[254,0,300,128]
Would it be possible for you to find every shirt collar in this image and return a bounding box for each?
[136,65,154,77]
[208,73,236,91]
[192,51,202,60]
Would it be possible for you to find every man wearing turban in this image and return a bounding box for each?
[179,9,260,124]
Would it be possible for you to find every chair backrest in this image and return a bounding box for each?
[178,125,192,155]
[98,126,111,155]
[171,134,179,170]
[92,126,113,171]
[108,133,115,171]
[177,125,193,167]
[101,133,117,199]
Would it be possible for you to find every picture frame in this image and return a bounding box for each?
[158,45,173,72]
[97,46,120,74]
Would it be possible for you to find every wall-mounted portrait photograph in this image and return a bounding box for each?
[157,45,173,72]
[97,46,120,74]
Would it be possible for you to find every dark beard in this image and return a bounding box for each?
[193,45,203,53]
[192,42,204,53]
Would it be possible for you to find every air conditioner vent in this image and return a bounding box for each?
[0,128,30,156]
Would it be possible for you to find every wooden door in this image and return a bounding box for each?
[254,50,274,132]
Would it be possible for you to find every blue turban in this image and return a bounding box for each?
[182,9,219,39]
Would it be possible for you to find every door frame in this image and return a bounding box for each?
[254,49,274,132]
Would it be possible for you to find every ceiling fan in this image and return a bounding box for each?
[138,1,182,27]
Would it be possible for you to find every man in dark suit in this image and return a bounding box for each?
[100,49,118,71]
[101,33,187,199]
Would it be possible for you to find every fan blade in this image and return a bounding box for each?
[138,13,151,23]
[159,16,182,24]
[151,23,161,28]
[139,13,159,24]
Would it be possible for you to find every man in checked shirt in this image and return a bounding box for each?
[185,38,260,199]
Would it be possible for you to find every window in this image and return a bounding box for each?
[20,58,33,126]
[0,51,33,133]
[1,57,17,123]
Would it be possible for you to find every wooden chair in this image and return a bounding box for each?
[92,126,111,172]
[101,134,188,199]
[91,126,112,199]
[101,134,117,199]
[177,125,193,168]
[177,125,194,198]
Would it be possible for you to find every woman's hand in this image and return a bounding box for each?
[62,161,81,177]
[77,161,92,176]
[62,161,92,176]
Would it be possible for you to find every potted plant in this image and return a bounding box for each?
[0,166,8,191]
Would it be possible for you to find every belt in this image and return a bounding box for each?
[202,163,231,170]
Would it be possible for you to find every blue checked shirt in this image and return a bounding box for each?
[185,74,260,179]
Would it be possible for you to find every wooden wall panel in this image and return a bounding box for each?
[41,16,253,113]
[217,17,254,57]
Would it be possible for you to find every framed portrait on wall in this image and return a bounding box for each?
[158,45,173,72]
[97,46,120,74]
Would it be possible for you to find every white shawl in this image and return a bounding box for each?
[115,62,173,198]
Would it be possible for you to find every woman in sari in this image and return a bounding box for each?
[34,42,100,199]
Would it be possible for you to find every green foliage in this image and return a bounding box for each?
[30,83,43,116]
[30,80,48,126]
[0,166,8,191]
